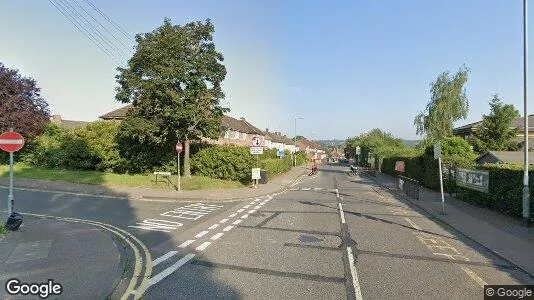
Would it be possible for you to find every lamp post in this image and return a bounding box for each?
[523,0,531,227]
[294,117,303,167]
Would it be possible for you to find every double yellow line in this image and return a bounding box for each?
[22,213,152,300]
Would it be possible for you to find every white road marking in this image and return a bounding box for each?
[229,213,238,217]
[243,205,251,209]
[208,224,219,230]
[232,219,242,225]
[255,199,262,202]
[223,225,234,231]
[336,188,339,198]
[178,240,195,248]
[254,205,262,209]
[313,187,323,190]
[237,209,245,213]
[404,217,422,230]
[249,201,255,205]
[152,251,177,267]
[210,233,224,240]
[301,188,311,191]
[248,210,256,214]
[196,242,211,251]
[146,253,196,289]
[461,266,488,287]
[195,231,209,238]
[347,247,364,300]
[219,218,229,224]
[241,214,249,219]
[338,203,346,224]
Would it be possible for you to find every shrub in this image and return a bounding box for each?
[261,157,292,176]
[191,145,256,183]
[24,123,70,168]
[74,121,122,172]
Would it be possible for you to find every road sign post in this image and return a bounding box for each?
[434,143,445,214]
[251,136,262,188]
[176,142,183,192]
[0,130,25,219]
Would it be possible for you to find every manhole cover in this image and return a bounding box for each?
[299,234,323,245]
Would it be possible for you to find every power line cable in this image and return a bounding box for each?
[48,0,120,64]
[70,0,134,55]
[59,0,129,61]
[82,0,136,44]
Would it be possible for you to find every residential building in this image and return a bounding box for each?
[262,129,297,153]
[477,151,534,165]
[453,114,534,149]
[296,137,326,161]
[98,105,267,147]
[50,114,90,129]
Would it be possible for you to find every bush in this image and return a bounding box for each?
[24,123,70,169]
[191,145,256,183]
[74,121,122,172]
[261,157,292,176]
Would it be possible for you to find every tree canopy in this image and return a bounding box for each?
[115,18,228,176]
[472,95,520,153]
[414,65,470,141]
[0,62,50,140]
[345,129,409,165]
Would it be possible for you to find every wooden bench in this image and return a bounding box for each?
[153,171,171,184]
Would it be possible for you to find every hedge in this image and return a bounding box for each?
[191,145,256,183]
[261,158,292,176]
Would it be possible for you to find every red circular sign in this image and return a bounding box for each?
[175,142,183,153]
[0,131,25,152]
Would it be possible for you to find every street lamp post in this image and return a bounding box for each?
[523,0,531,227]
[294,117,303,167]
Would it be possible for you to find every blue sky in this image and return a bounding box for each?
[0,1,529,140]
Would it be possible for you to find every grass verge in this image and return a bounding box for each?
[0,163,244,190]
[0,224,6,237]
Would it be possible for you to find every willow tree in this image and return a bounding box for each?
[115,18,228,177]
[414,65,470,141]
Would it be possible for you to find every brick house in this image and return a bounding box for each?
[262,129,298,153]
[99,105,267,147]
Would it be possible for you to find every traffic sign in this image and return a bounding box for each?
[250,146,264,155]
[0,131,24,153]
[252,168,261,180]
[175,142,183,153]
[434,143,441,159]
[252,136,261,146]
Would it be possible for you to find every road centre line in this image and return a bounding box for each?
[146,253,196,289]
[178,240,195,248]
[232,220,242,225]
[219,218,229,223]
[338,203,346,224]
[196,242,211,251]
[347,247,364,300]
[336,188,339,198]
[195,231,209,238]
[211,233,224,240]
[153,251,178,267]
[208,224,219,230]
[223,225,234,232]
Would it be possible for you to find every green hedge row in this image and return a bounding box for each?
[261,158,292,176]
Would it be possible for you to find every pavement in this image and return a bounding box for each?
[0,165,309,201]
[0,215,129,300]
[366,170,534,278]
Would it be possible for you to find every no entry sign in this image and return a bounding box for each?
[0,131,25,153]
[176,142,183,153]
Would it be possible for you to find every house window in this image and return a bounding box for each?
[227,130,238,139]
[240,133,247,140]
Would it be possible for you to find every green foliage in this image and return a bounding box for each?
[24,123,71,169]
[345,129,408,165]
[295,151,307,165]
[0,224,5,236]
[74,121,123,172]
[414,65,470,140]
[115,18,229,177]
[440,136,477,169]
[472,95,521,153]
[191,145,256,183]
[261,158,292,176]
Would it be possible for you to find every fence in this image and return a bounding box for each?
[398,175,420,200]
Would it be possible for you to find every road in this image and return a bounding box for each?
[2,164,534,299]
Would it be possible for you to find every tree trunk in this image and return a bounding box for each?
[184,139,192,179]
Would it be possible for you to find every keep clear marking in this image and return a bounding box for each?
[243,205,251,209]
[208,224,219,230]
[232,219,242,225]
[219,219,229,224]
[347,247,364,300]
[195,231,209,238]
[237,209,245,213]
[131,202,223,232]
[229,213,238,218]
[254,205,262,209]
[248,210,256,214]
[211,233,224,240]
[241,214,249,219]
[223,225,234,232]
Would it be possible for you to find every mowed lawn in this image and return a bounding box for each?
[0,164,244,190]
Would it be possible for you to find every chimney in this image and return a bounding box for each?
[240,117,245,121]
[265,128,269,132]
[51,114,62,124]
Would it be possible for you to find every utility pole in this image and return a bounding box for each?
[523,0,531,227]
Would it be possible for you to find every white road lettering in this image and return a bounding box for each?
[128,219,183,232]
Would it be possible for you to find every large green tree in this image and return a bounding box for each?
[472,95,520,153]
[115,18,228,177]
[414,65,470,141]
[345,129,407,166]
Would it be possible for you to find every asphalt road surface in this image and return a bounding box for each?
[3,164,534,299]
